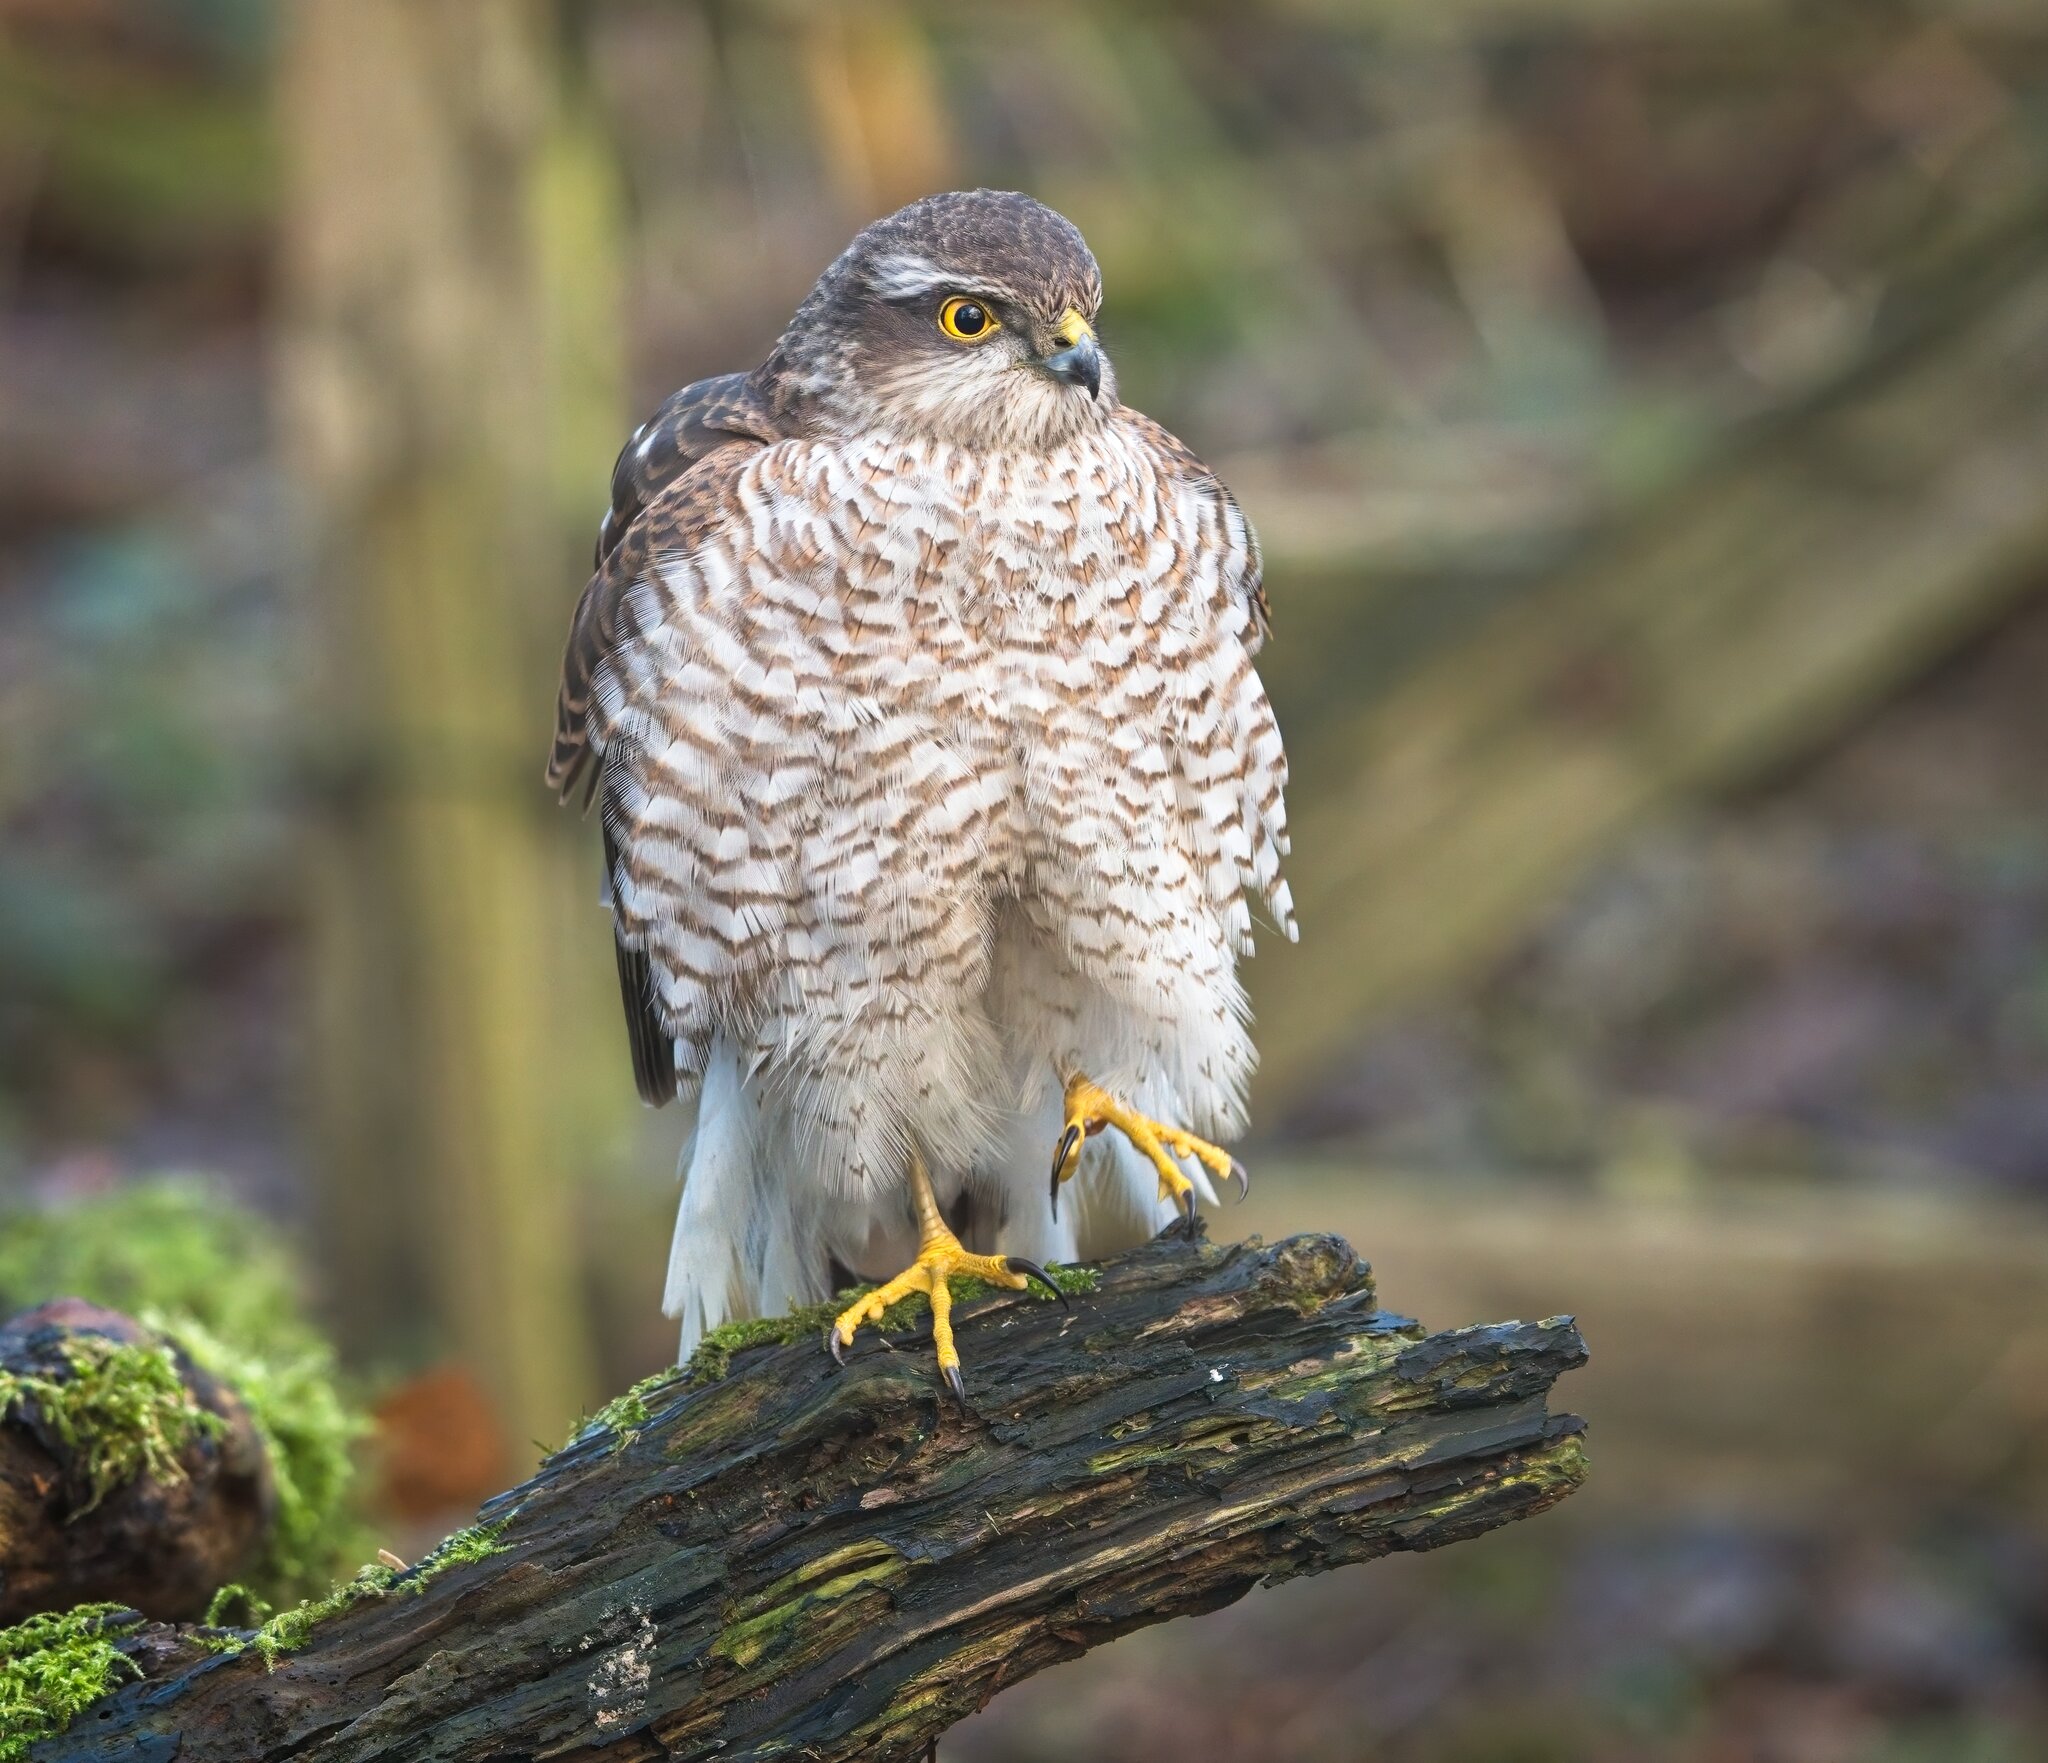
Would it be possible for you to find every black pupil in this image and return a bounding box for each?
[951,302,987,335]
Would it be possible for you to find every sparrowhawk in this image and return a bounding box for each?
[549,190,1294,1395]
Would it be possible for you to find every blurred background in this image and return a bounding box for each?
[4,0,2048,1756]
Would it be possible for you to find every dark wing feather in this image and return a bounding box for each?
[594,371,781,567]
[549,373,783,1106]
[548,372,780,802]
[603,817,677,1106]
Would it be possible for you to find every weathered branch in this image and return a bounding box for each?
[35,1230,1586,1762]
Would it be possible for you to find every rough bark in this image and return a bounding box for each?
[35,1230,1587,1762]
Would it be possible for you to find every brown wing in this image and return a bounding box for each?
[550,376,781,1106]
[1118,410,1269,646]
[593,371,781,568]
[548,373,780,803]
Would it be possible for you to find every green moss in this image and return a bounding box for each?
[684,1262,1100,1385]
[203,1582,270,1628]
[1233,1332,1409,1401]
[0,1335,225,1513]
[414,1516,514,1575]
[684,1305,839,1386]
[728,1539,904,1622]
[0,1179,371,1602]
[153,1310,366,1602]
[213,1515,514,1670]
[1397,1433,1590,1533]
[566,1366,688,1451]
[0,1603,144,1762]
[238,1563,395,1668]
[1085,1410,1289,1476]
[0,1178,306,1347]
[716,1541,908,1669]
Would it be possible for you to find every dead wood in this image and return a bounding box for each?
[34,1229,1586,1762]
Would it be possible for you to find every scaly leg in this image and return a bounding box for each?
[1050,1074,1250,1237]
[827,1147,1067,1403]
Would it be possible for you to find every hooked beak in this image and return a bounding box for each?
[1040,308,1102,399]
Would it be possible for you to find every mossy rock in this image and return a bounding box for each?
[0,1180,369,1604]
[0,1301,271,1624]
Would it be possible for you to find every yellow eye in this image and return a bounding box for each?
[937,296,999,343]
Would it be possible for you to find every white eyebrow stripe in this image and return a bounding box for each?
[865,252,1011,303]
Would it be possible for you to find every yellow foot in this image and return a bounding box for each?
[1051,1076,1250,1238]
[826,1226,1067,1405]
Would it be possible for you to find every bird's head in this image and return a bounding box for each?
[766,189,1113,451]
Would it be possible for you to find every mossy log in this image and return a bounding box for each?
[34,1231,1586,1762]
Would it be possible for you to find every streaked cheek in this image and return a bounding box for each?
[881,352,1012,420]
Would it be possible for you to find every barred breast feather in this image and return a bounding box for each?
[553,407,1292,1346]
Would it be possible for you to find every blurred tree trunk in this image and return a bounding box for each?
[277,0,623,1460]
[793,2,952,215]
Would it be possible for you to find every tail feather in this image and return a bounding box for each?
[664,1035,839,1362]
[664,1038,755,1359]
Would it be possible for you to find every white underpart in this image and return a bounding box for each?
[597,416,1292,1357]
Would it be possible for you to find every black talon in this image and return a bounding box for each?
[1049,1124,1082,1218]
[942,1361,968,1409]
[1178,1188,1201,1239]
[826,1325,846,1366]
[1229,1157,1250,1201]
[1005,1256,1071,1310]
